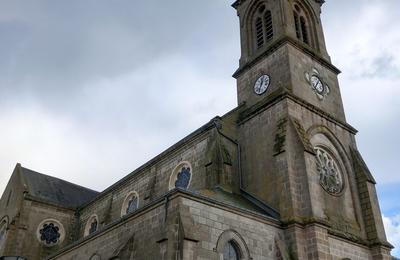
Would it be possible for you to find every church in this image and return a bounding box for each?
[0,0,394,259]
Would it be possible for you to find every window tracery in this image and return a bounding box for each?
[315,147,344,195]
[175,166,191,189]
[40,223,60,245]
[36,219,65,246]
[169,161,193,190]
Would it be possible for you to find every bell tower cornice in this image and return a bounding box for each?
[232,35,340,79]
[232,0,325,9]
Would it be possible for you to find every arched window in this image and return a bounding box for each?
[89,219,98,234]
[223,241,240,260]
[0,220,7,250]
[293,4,311,46]
[84,215,99,237]
[216,230,250,260]
[169,161,193,190]
[121,191,139,217]
[253,5,274,49]
[175,166,191,189]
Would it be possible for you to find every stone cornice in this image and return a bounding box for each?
[237,89,358,135]
[232,0,325,9]
[233,36,340,79]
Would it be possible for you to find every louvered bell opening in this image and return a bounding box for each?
[264,10,273,41]
[300,16,309,45]
[294,12,301,40]
[255,17,264,48]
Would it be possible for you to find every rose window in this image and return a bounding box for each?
[315,147,343,195]
[39,223,61,245]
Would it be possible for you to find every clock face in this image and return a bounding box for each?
[254,74,270,95]
[310,75,324,94]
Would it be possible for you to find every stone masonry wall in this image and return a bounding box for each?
[179,196,283,260]
[50,200,167,260]
[16,199,76,260]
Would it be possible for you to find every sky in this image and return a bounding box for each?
[0,0,399,256]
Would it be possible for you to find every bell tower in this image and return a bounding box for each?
[232,0,393,259]
[233,0,346,121]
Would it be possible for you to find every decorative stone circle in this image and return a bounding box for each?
[315,147,344,195]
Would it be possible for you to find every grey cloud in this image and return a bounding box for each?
[0,0,238,107]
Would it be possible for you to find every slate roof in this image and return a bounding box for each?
[19,166,99,209]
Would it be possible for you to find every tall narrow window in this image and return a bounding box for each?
[89,219,98,234]
[126,195,138,214]
[264,10,273,41]
[293,12,301,39]
[255,17,264,48]
[300,17,309,45]
[293,4,312,47]
[253,5,274,50]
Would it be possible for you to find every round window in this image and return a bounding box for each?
[315,147,344,195]
[36,219,65,247]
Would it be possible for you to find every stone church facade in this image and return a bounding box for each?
[0,0,394,259]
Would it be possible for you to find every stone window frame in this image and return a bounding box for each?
[0,216,9,251]
[252,4,274,50]
[215,229,251,260]
[120,191,140,217]
[36,218,65,247]
[84,214,99,237]
[168,161,193,191]
[307,126,353,198]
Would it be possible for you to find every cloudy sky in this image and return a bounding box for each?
[0,0,399,256]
